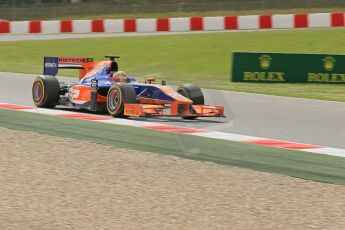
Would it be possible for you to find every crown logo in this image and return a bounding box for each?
[259,55,272,69]
[323,56,336,71]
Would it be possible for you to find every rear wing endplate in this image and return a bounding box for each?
[43,56,94,76]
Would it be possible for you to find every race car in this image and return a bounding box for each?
[32,55,224,119]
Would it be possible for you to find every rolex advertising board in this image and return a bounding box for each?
[231,52,345,83]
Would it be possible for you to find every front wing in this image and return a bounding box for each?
[124,103,224,117]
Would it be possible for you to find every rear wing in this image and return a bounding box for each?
[43,56,94,76]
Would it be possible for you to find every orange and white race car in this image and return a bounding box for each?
[32,55,224,119]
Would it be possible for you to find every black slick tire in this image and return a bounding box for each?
[106,83,137,117]
[32,75,60,108]
[177,83,205,119]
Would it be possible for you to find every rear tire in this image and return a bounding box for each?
[106,83,137,117]
[32,75,60,108]
[177,83,205,119]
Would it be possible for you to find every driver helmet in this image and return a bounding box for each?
[113,71,128,82]
[114,71,128,78]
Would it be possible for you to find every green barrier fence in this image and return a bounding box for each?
[232,52,345,83]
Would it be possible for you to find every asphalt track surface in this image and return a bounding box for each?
[1,72,344,149]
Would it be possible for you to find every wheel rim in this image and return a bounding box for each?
[108,88,121,111]
[33,81,43,102]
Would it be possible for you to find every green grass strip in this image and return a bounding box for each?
[1,108,345,185]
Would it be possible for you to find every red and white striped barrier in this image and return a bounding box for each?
[0,12,344,34]
[1,102,345,158]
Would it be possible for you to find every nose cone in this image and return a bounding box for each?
[160,86,193,103]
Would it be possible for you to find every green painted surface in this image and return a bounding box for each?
[232,52,345,83]
[1,108,345,185]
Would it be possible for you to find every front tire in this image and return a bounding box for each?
[106,83,137,117]
[177,83,205,119]
[32,75,60,108]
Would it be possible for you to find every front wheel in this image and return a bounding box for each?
[32,75,60,108]
[177,83,205,119]
[106,83,137,117]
